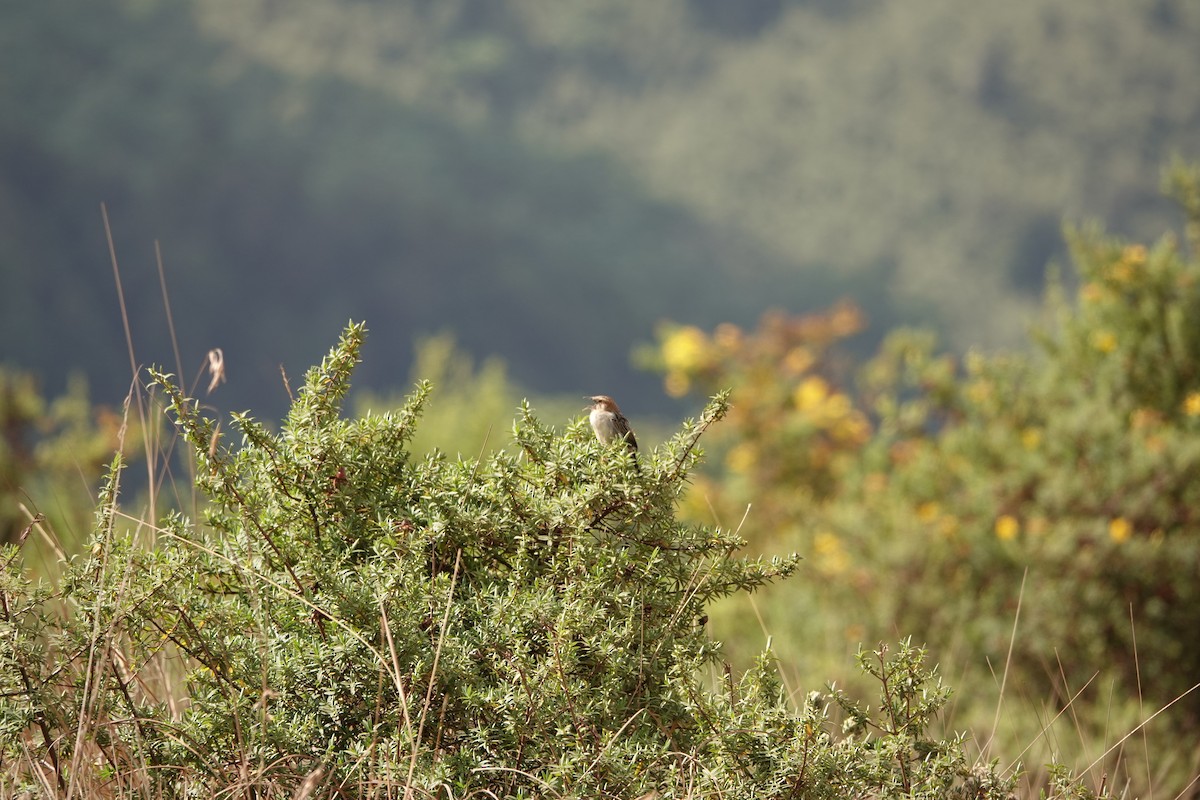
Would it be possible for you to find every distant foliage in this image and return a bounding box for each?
[354,333,530,460]
[0,369,131,557]
[5,0,1199,413]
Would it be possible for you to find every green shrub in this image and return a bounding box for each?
[849,161,1200,726]
[0,322,1042,798]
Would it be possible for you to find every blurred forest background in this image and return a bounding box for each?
[3,0,1198,420]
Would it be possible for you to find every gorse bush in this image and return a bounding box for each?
[853,162,1200,729]
[646,162,1200,794]
[144,324,803,793]
[853,219,1200,722]
[0,323,1045,797]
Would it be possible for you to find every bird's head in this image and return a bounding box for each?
[585,395,619,412]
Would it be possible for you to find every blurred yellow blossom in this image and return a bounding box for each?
[916,501,940,523]
[661,325,708,373]
[1184,392,1200,417]
[664,371,690,398]
[832,411,871,443]
[1090,330,1118,353]
[725,443,757,475]
[1079,283,1104,304]
[824,392,852,420]
[966,380,992,404]
[1121,244,1147,266]
[1105,245,1146,284]
[813,531,849,575]
[829,303,864,336]
[1108,262,1134,283]
[713,322,742,350]
[784,346,815,375]
[1108,517,1132,543]
[1020,427,1041,451]
[994,515,1019,540]
[794,376,829,411]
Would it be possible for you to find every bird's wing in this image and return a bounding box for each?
[620,417,638,450]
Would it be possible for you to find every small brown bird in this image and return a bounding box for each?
[586,394,640,470]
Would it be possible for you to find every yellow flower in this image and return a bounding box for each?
[724,443,757,475]
[663,371,690,398]
[1079,283,1104,304]
[1121,244,1147,267]
[832,411,871,444]
[1090,330,1118,354]
[1108,262,1134,284]
[829,304,864,336]
[1020,428,1041,451]
[916,501,940,523]
[813,531,849,575]
[1108,517,1132,543]
[994,515,1020,541]
[783,346,815,375]
[966,380,992,404]
[824,392,852,420]
[714,323,743,351]
[661,325,709,373]
[1184,392,1200,417]
[794,376,829,411]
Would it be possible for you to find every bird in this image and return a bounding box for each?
[585,395,640,470]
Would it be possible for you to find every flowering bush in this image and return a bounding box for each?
[640,303,872,551]
[848,167,1200,723]
[647,162,1200,793]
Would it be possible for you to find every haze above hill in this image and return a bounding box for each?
[2,0,1197,418]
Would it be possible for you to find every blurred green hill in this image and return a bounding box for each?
[2,0,1197,418]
